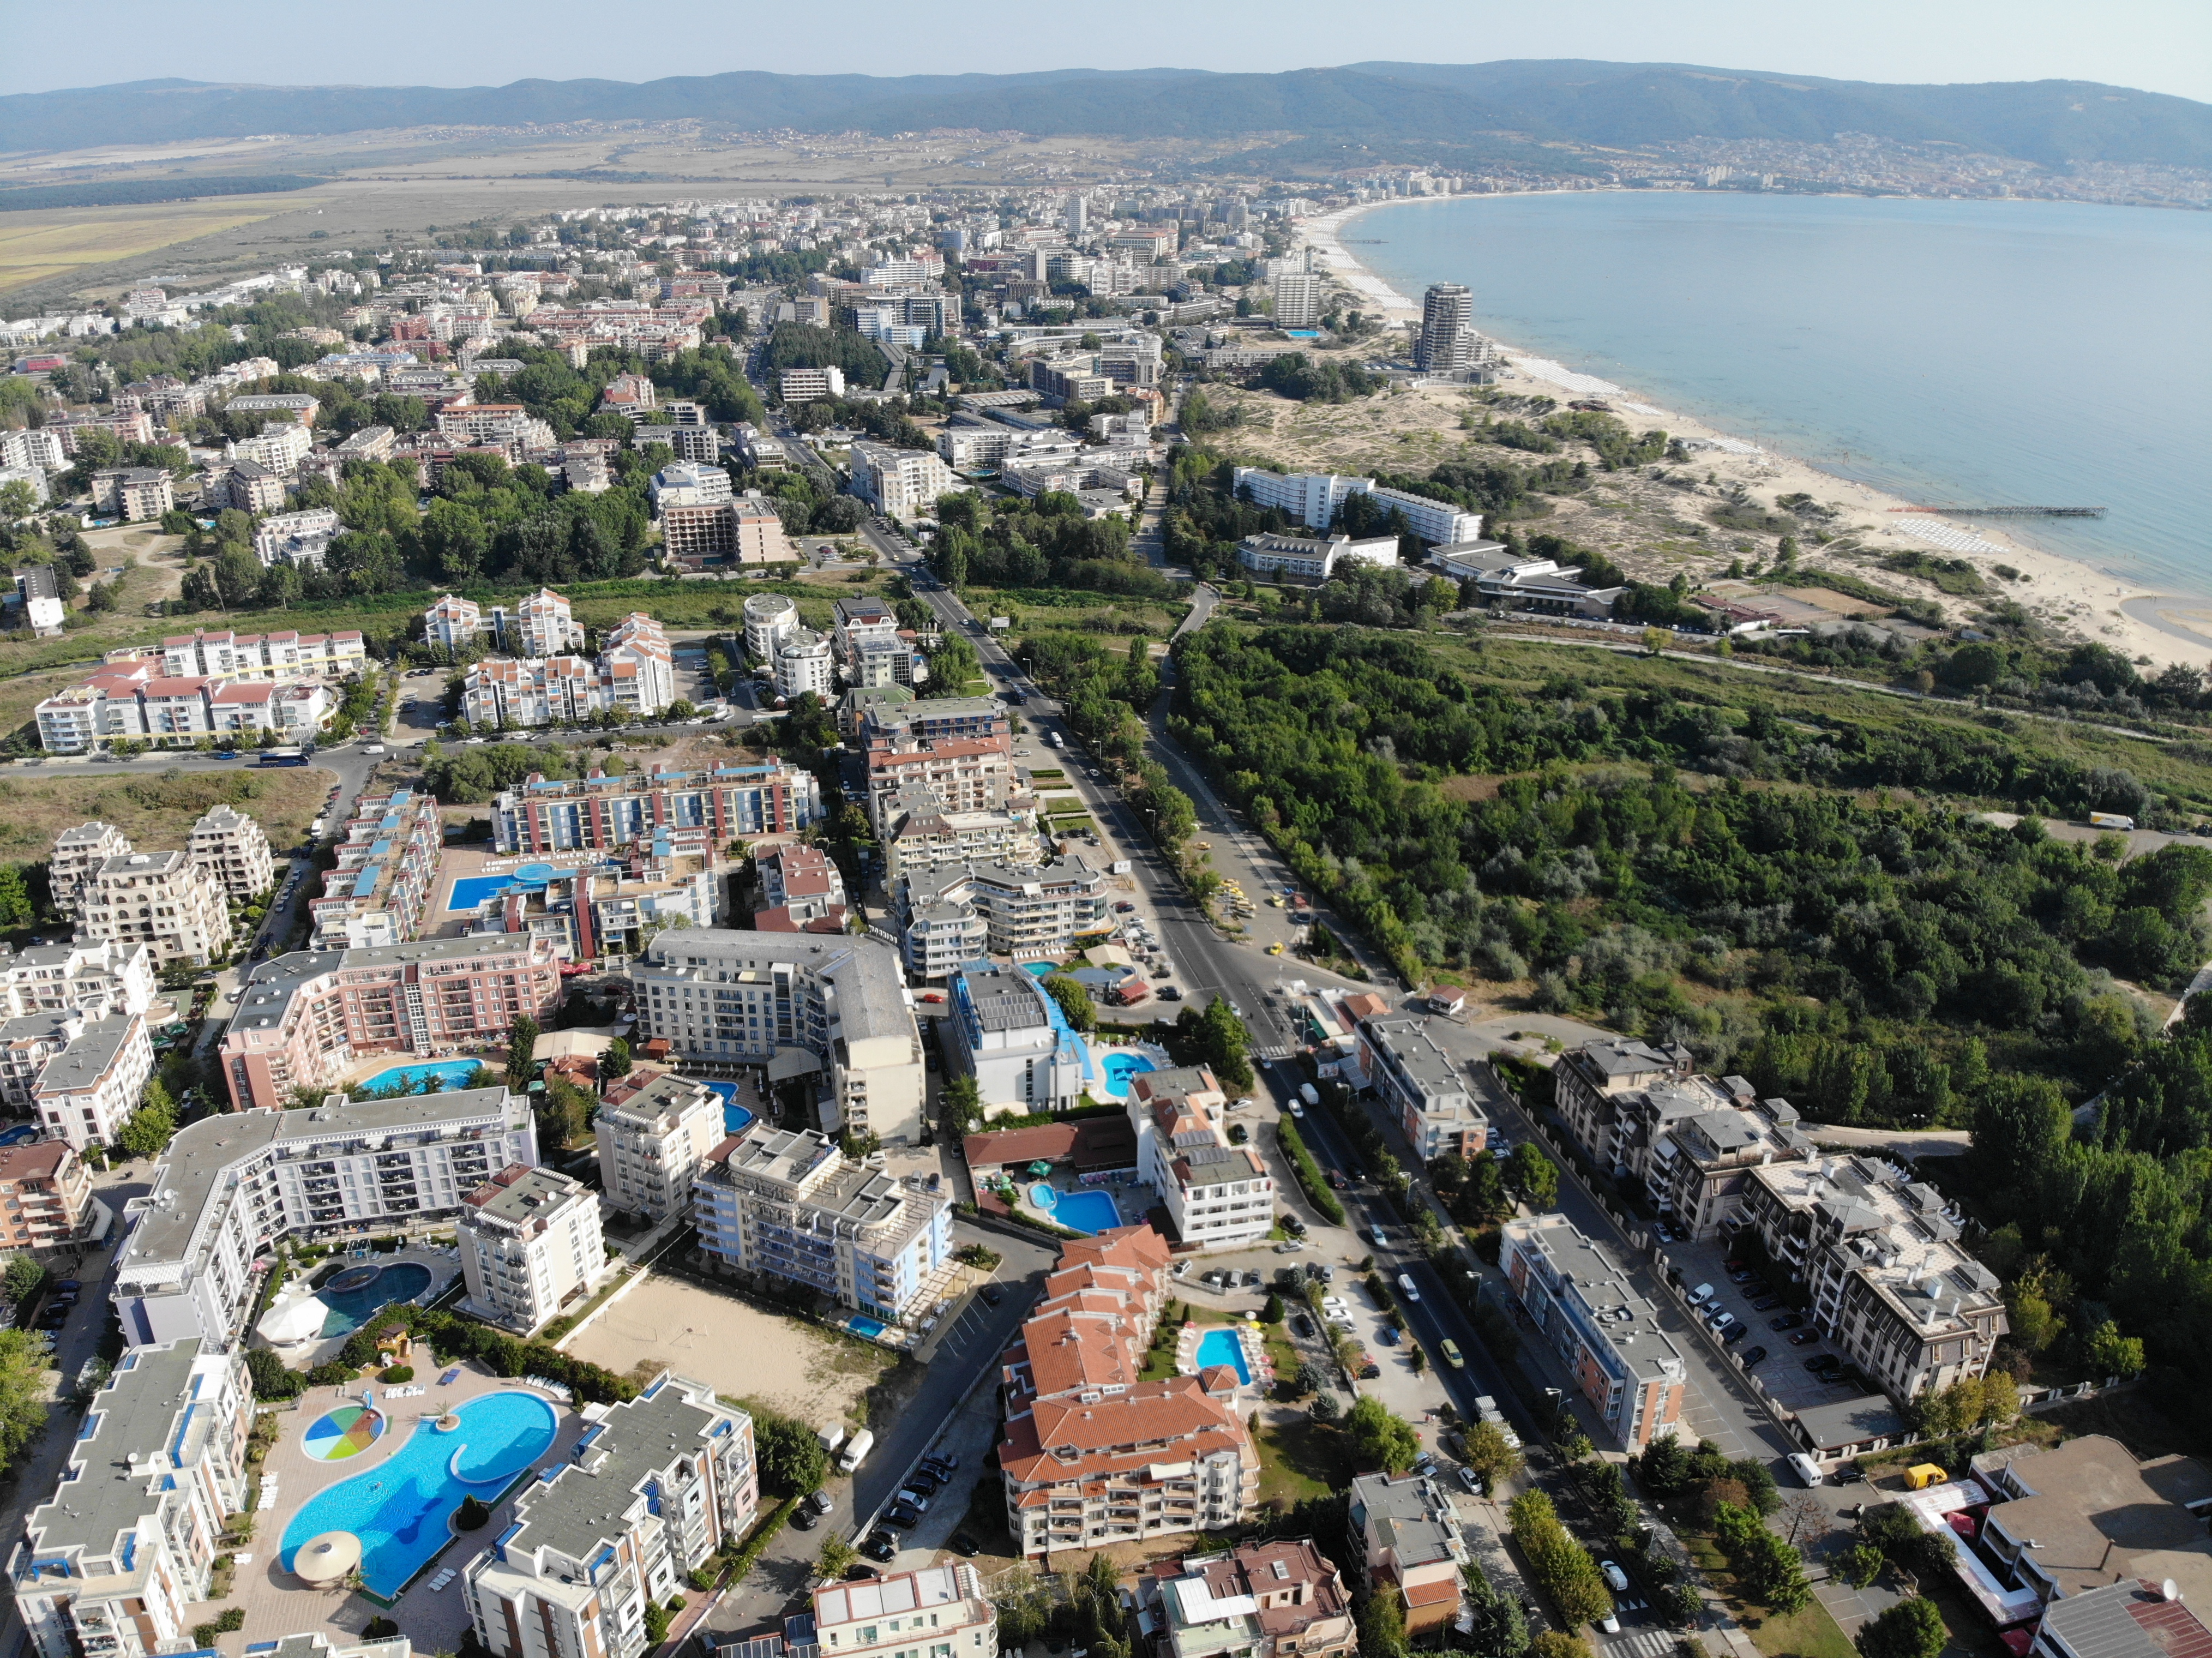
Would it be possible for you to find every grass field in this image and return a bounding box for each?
[0,765,332,864]
[0,197,324,294]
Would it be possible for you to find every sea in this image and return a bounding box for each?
[1350,191,2212,598]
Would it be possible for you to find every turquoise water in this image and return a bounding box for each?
[1097,1052,1156,1100]
[281,1390,559,1596]
[361,1060,489,1094]
[1194,1327,1253,1385]
[699,1079,756,1137]
[1045,1188,1122,1234]
[1024,963,1055,978]
[314,1263,432,1338]
[847,1315,888,1339]
[1354,193,2212,597]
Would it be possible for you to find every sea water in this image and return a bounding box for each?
[1351,191,2212,597]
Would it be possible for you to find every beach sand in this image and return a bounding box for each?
[1294,199,2212,668]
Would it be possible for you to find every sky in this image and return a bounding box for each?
[1,0,2206,104]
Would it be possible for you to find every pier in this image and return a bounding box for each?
[1893,506,2107,518]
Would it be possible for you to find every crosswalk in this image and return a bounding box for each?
[1255,1043,1297,1061]
[1607,1626,1678,1658]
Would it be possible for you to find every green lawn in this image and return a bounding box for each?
[1682,1528,1857,1658]
[1254,1414,1343,1509]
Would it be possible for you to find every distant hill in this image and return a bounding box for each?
[3,61,2205,171]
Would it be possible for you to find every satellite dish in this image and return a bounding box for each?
[2163,1580,2181,1602]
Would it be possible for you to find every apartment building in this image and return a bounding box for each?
[510,586,583,657]
[812,1566,999,1658]
[309,786,444,951]
[1499,1212,1688,1452]
[187,803,274,904]
[779,366,845,402]
[252,508,342,569]
[226,422,312,473]
[945,966,1089,1114]
[1738,1152,2007,1403]
[757,843,847,932]
[2033,1580,2212,1658]
[865,736,1020,828]
[1000,1226,1258,1557]
[461,653,601,728]
[0,939,153,1034]
[218,934,564,1114]
[1416,284,1475,373]
[899,857,1108,975]
[35,656,341,753]
[776,629,836,701]
[1128,1066,1275,1249]
[834,595,899,659]
[152,628,368,683]
[600,613,676,718]
[13,564,63,635]
[9,1339,252,1658]
[1228,467,1486,546]
[743,593,800,662]
[225,392,320,425]
[648,462,730,512]
[465,1373,758,1658]
[1235,531,1399,583]
[694,1124,953,1320]
[0,1140,94,1249]
[1553,1037,1694,1163]
[859,699,1010,753]
[114,1086,538,1346]
[1140,1539,1355,1658]
[77,850,232,968]
[630,929,923,1144]
[850,442,958,521]
[659,497,796,570]
[1272,270,1324,329]
[1347,1473,1468,1637]
[880,788,1040,887]
[1971,1437,2212,1612]
[594,1071,723,1227]
[458,1163,611,1334]
[51,821,132,919]
[27,1011,153,1151]
[1356,1017,1488,1162]
[424,592,484,650]
[489,760,821,857]
[89,467,175,522]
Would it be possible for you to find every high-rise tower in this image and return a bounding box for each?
[1416,282,1475,372]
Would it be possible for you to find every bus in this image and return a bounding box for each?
[259,747,308,767]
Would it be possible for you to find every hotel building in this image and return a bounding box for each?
[186,804,274,904]
[1355,1017,1489,1162]
[26,1011,154,1151]
[309,786,446,951]
[113,1086,538,1347]
[812,1566,999,1658]
[944,966,1089,1115]
[457,1163,612,1334]
[76,851,233,968]
[1139,1539,1355,1658]
[489,761,821,858]
[1128,1067,1274,1249]
[899,857,1108,976]
[0,936,155,1022]
[217,934,564,1114]
[0,1141,95,1249]
[593,1071,724,1227]
[1347,1473,1468,1638]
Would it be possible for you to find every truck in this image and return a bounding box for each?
[1472,1396,1522,1449]
[836,1428,874,1474]
[818,1423,847,1457]
[2089,812,2136,831]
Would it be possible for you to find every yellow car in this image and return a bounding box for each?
[1440,1339,1465,1369]
[1266,942,1284,955]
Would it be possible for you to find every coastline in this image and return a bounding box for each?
[1294,196,2212,668]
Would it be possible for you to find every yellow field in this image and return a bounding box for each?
[0,196,322,294]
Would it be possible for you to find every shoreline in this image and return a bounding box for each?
[1294,195,2212,668]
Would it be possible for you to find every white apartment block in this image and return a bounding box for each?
[1356,1017,1489,1162]
[650,461,731,512]
[880,789,1040,887]
[509,586,583,658]
[51,821,132,919]
[27,1010,153,1150]
[114,1086,539,1347]
[465,1374,758,1658]
[1272,271,1324,328]
[601,612,676,717]
[424,592,484,650]
[849,441,957,521]
[187,802,274,903]
[78,849,233,967]
[743,593,799,662]
[900,857,1108,975]
[253,508,341,568]
[943,965,1089,1115]
[1128,1066,1275,1249]
[779,365,844,402]
[694,1124,954,1321]
[457,1162,611,1335]
[151,628,368,682]
[776,629,836,701]
[462,654,599,728]
[1230,467,1486,545]
[812,1567,999,1658]
[0,936,155,1022]
[630,929,923,1144]
[9,1339,252,1658]
[593,1070,724,1227]
[1234,531,1399,582]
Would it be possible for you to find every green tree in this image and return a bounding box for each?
[1532,1635,1594,1658]
[818,1534,858,1579]
[1462,1420,1524,1492]
[0,1329,52,1476]
[1839,1543,1886,1589]
[938,1073,981,1139]
[0,1254,45,1308]
[1347,1395,1420,1473]
[1459,1561,1530,1658]
[1855,1598,1946,1658]
[754,1412,829,1496]
[115,1080,179,1161]
[537,1074,594,1152]
[0,867,31,932]
[507,1014,542,1089]
[2085,1319,2147,1378]
[1508,1142,1560,1208]
[1042,974,1096,1033]
[600,1037,633,1087]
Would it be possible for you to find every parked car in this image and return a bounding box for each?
[807,1489,835,1515]
[895,1488,933,1512]
[1802,1355,1836,1373]
[922,1452,960,1475]
[1708,1310,1736,1332]
[790,1504,820,1530]
[884,1503,922,1529]
[1293,1314,1314,1338]
[1749,1295,1780,1311]
[1459,1465,1482,1493]
[949,1531,981,1557]
[1770,1313,1805,1331]
[1685,1282,1716,1306]
[1789,1330,1822,1346]
[862,1531,898,1561]
[1740,1345,1769,1367]
[981,1283,1003,1306]
[1601,1562,1630,1593]
[1729,1267,1758,1283]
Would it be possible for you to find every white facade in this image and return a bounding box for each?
[1416,283,1475,373]
[743,593,799,663]
[508,587,582,658]
[79,849,233,967]
[849,441,957,521]
[776,628,835,701]
[780,366,845,402]
[458,1163,611,1334]
[253,508,341,569]
[944,965,1089,1115]
[593,1071,724,1227]
[1128,1066,1276,1249]
[188,802,274,903]
[1272,271,1323,328]
[1234,532,1399,582]
[0,936,156,1023]
[424,592,484,650]
[813,1566,999,1658]
[1230,467,1486,546]
[28,1010,153,1150]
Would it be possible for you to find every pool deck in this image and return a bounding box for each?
[193,1362,587,1658]
[253,1247,463,1368]
[1173,1320,1270,1395]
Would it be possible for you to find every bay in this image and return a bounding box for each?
[1350,191,2212,598]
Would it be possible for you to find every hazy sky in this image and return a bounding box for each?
[3,0,2206,103]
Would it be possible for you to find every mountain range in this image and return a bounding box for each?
[3,61,2207,171]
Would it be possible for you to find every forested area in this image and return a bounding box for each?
[759,321,894,389]
[931,488,1174,598]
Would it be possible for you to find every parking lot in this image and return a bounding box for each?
[1661,1235,1873,1415]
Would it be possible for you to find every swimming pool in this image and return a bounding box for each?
[1194,1327,1253,1386]
[1096,1052,1157,1100]
[1036,1187,1123,1235]
[360,1060,492,1095]
[449,863,604,912]
[847,1315,888,1340]
[318,1263,433,1336]
[698,1079,756,1137]
[281,1390,559,1597]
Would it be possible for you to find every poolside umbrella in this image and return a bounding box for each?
[1027,1161,1053,1178]
[293,1531,362,1586]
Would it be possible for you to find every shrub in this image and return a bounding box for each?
[455,1495,491,1531]
[380,1365,414,1384]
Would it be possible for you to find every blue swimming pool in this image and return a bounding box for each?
[281,1390,559,1597]
[1097,1052,1157,1100]
[1044,1188,1123,1235]
[1194,1327,1253,1386]
[847,1315,888,1340]
[698,1079,755,1137]
[361,1060,491,1095]
[314,1263,433,1338]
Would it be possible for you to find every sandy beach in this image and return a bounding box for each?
[1295,197,2212,668]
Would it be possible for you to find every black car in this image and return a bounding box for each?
[1293,1314,1314,1338]
[949,1531,981,1557]
[922,1452,960,1475]
[981,1284,1003,1307]
[1158,986,1181,1001]
[861,1532,898,1562]
[1770,1313,1805,1331]
[55,1281,79,1294]
[1739,1345,1769,1367]
[1720,1323,1747,1344]
[1748,1295,1780,1311]
[1802,1355,1835,1373]
[884,1503,922,1529]
[791,1505,820,1530]
[904,1472,941,1496]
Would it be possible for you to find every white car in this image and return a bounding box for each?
[1320,1296,1350,1311]
[1601,1561,1630,1593]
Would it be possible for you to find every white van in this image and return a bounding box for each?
[1686,1282,1716,1307]
[1787,1452,1825,1488]
[1397,1273,1420,1302]
[837,1428,874,1474]
[1300,1083,1321,1107]
[361,743,386,755]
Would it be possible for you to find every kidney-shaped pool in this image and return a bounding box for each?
[281,1390,560,1597]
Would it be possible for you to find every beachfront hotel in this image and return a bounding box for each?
[217,934,564,1114]
[10,1338,253,1658]
[465,1373,758,1658]
[112,1086,538,1347]
[693,1123,954,1323]
[999,1226,1258,1557]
